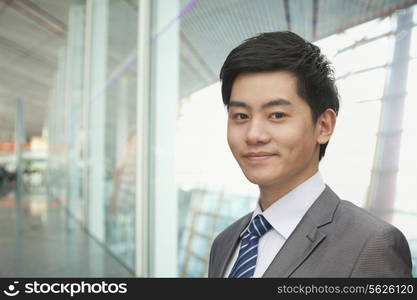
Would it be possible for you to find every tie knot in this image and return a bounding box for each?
[245,214,272,238]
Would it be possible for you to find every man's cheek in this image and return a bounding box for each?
[227,133,238,149]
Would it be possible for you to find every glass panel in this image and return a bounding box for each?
[336,68,387,103]
[344,17,391,40]
[48,1,86,220]
[333,37,391,77]
[321,100,381,207]
[174,1,400,278]
[104,0,138,271]
[146,1,417,278]
[47,0,138,273]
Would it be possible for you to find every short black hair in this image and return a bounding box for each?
[220,31,339,161]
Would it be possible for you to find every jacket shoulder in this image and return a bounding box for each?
[337,200,399,233]
[337,200,412,276]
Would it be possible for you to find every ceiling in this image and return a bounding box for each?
[0,0,416,141]
[179,0,417,97]
[0,0,69,141]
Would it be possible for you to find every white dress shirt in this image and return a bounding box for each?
[224,171,326,277]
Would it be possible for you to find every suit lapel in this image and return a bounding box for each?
[216,213,252,277]
[262,185,340,277]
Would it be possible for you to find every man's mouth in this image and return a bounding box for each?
[243,152,278,162]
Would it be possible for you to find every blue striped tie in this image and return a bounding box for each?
[229,214,272,278]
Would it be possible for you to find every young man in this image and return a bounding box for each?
[208,31,412,278]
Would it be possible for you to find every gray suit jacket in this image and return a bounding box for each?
[208,185,413,277]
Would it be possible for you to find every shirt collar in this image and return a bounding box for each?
[244,171,325,239]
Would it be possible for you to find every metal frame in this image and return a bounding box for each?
[136,0,151,277]
[82,0,93,227]
[136,0,180,277]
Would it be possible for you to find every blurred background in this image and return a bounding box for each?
[0,0,416,277]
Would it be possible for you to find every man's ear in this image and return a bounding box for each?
[317,108,337,144]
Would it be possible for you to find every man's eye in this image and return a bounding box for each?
[233,113,248,120]
[270,112,285,119]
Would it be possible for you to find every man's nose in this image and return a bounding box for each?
[245,119,271,145]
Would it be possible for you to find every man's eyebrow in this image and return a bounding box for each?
[261,99,292,109]
[228,99,292,109]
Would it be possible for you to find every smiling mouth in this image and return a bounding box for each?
[243,153,277,162]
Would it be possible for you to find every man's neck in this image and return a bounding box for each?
[258,167,319,211]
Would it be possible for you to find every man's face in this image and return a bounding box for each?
[227,71,321,188]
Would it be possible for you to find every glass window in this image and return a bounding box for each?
[337,68,387,103]
[333,37,391,77]
[48,0,138,272]
[103,0,138,271]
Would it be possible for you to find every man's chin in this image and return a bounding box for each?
[245,174,278,187]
